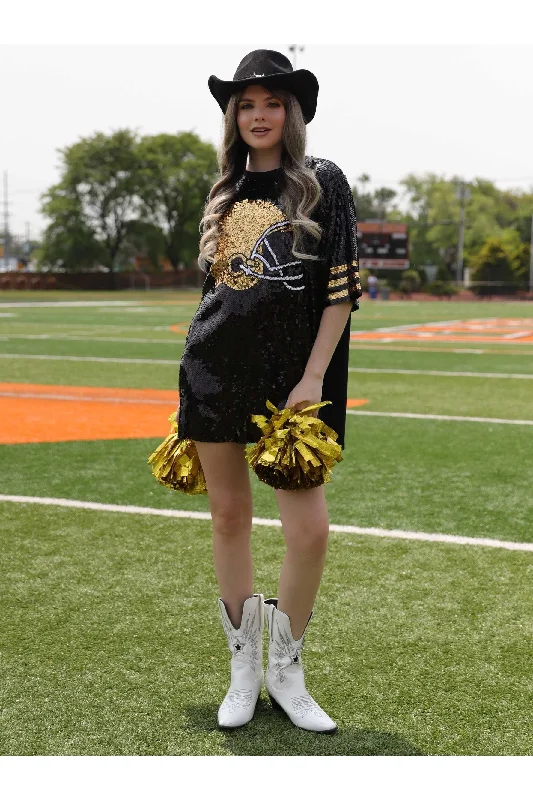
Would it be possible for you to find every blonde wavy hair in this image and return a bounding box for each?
[198,85,323,272]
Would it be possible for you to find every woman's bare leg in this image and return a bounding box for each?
[274,484,330,640]
[194,441,254,629]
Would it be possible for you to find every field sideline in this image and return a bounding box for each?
[1,291,532,756]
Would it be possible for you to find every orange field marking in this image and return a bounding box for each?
[0,384,179,444]
[346,398,369,408]
[1,384,368,445]
[353,332,533,343]
[0,383,178,403]
[170,323,190,334]
[351,318,533,344]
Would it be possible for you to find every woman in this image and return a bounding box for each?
[177,49,362,734]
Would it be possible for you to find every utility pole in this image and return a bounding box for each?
[24,221,31,265]
[529,213,533,294]
[455,182,470,285]
[2,171,9,271]
[288,44,305,69]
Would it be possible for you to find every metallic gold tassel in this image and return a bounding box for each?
[245,399,343,490]
[147,412,207,495]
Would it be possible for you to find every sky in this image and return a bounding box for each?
[2,42,533,240]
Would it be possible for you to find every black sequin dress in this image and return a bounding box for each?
[177,155,362,450]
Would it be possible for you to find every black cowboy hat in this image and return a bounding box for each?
[208,49,319,124]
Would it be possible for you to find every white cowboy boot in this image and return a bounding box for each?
[264,597,337,734]
[217,593,264,729]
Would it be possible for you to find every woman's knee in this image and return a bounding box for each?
[211,502,253,537]
[286,523,329,555]
[275,485,330,554]
[193,440,253,533]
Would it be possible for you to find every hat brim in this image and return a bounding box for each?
[208,69,319,124]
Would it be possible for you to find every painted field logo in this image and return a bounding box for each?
[351,318,533,344]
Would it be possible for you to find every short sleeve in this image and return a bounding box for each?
[319,164,362,312]
[197,191,213,275]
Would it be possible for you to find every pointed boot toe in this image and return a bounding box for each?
[264,597,338,734]
[218,683,262,729]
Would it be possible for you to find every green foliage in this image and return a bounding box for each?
[414,266,428,287]
[393,173,533,277]
[352,174,398,221]
[436,263,454,281]
[37,192,107,272]
[37,133,532,285]
[497,228,530,286]
[40,129,141,274]
[121,220,166,271]
[136,132,218,270]
[469,237,522,295]
[358,268,370,291]
[399,268,422,295]
[396,173,458,270]
[426,280,459,297]
[39,129,218,274]
[512,242,531,285]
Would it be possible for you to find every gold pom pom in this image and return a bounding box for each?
[245,399,343,490]
[147,412,207,495]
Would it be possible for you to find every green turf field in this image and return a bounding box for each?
[1,290,532,755]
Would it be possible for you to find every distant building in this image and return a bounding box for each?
[0,257,20,272]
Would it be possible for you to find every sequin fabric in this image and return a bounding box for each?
[177,156,362,449]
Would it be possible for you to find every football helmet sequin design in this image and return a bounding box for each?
[210,199,304,292]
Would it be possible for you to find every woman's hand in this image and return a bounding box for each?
[284,374,323,418]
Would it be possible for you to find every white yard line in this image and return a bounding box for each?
[1,353,533,380]
[0,323,176,331]
[0,386,529,423]
[2,332,533,355]
[349,344,533,356]
[0,334,187,344]
[348,367,533,379]
[347,410,533,425]
[0,391,173,404]
[1,386,528,423]
[0,353,179,365]
[355,319,463,333]
[1,494,531,553]
[0,301,145,308]
[2,353,533,381]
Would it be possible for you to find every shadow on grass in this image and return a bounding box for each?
[184,696,424,756]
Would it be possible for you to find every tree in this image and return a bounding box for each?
[396,174,533,276]
[40,129,142,280]
[469,237,519,295]
[399,173,461,270]
[37,193,106,271]
[373,187,397,220]
[135,132,218,270]
[399,268,422,297]
[121,220,166,271]
[352,174,398,221]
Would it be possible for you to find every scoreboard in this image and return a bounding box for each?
[357,221,409,270]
